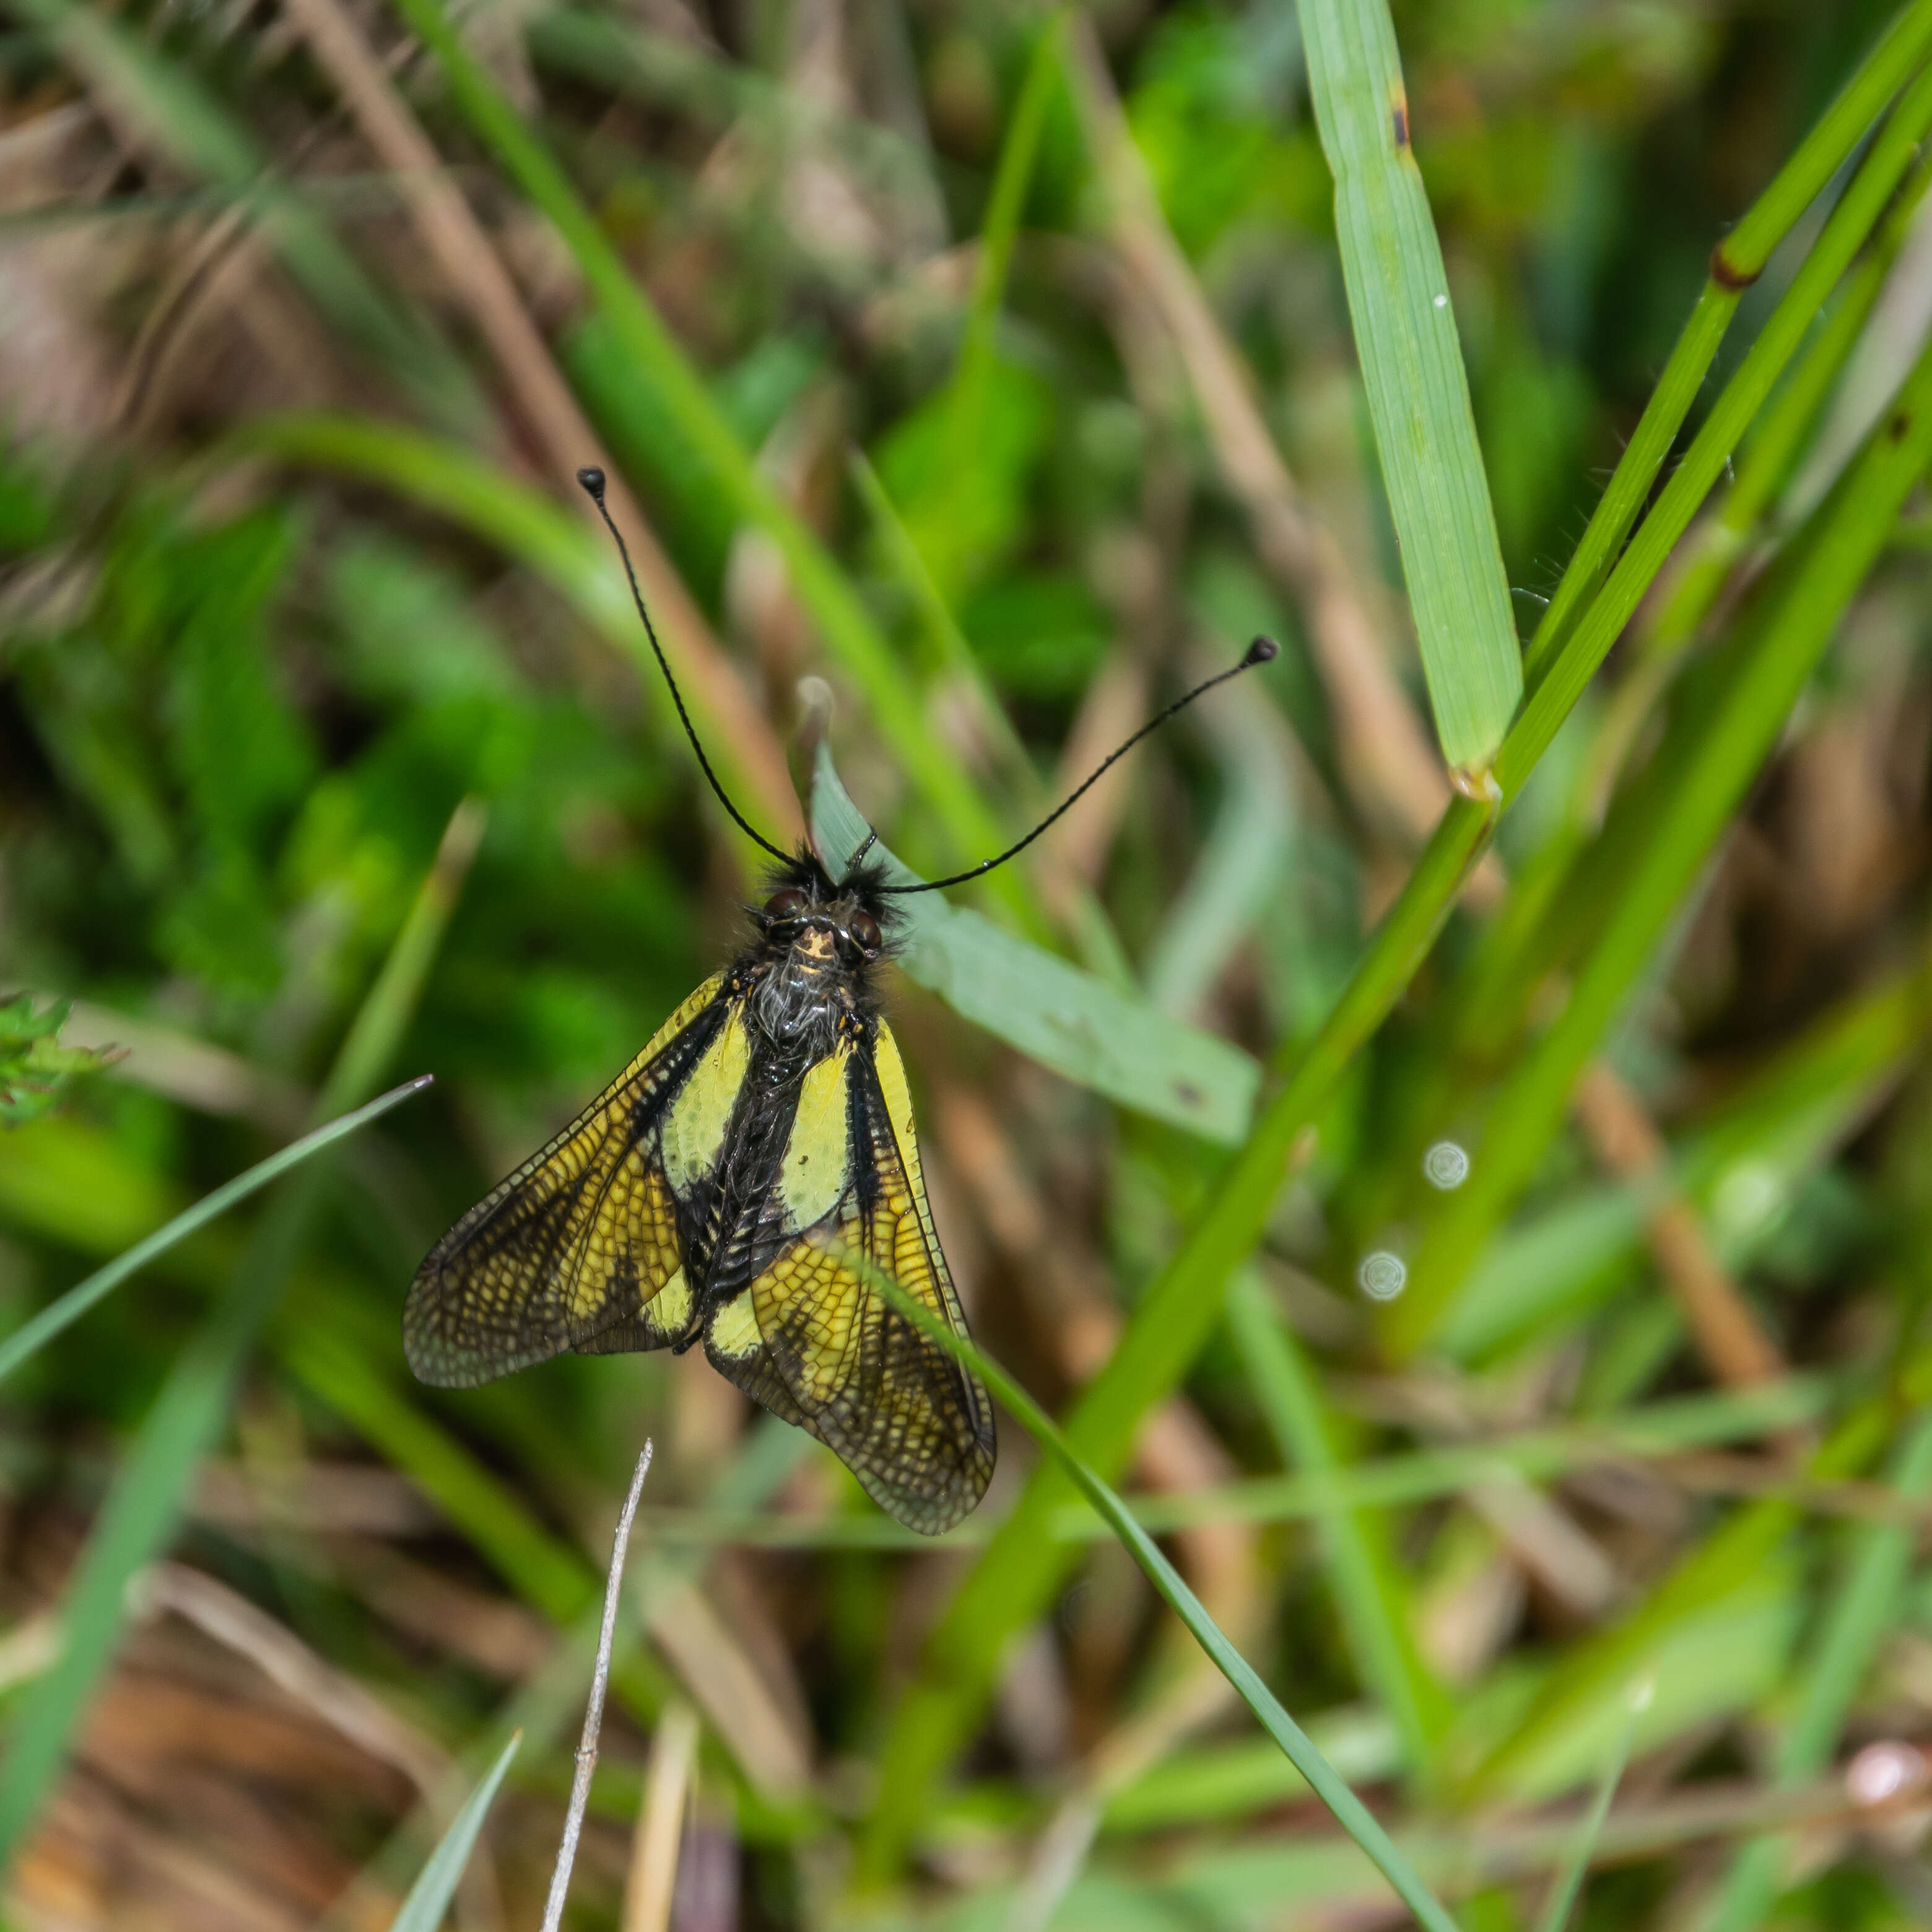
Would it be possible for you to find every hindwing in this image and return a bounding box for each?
[703,1020,996,1535]
[404,974,737,1385]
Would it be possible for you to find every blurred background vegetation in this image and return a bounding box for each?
[6,0,1932,1927]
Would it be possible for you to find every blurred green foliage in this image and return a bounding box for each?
[0,996,113,1126]
[4,0,1932,1928]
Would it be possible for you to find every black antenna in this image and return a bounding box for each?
[880,637,1279,897]
[578,468,791,865]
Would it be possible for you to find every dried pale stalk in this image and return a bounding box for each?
[541,1442,655,1932]
[622,1700,700,1932]
[1063,18,1461,859]
[1573,1064,1786,1388]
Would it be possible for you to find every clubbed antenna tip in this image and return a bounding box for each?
[576,461,790,864]
[1244,635,1279,666]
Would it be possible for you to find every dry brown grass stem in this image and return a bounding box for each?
[621,1700,700,1932]
[644,1575,814,1795]
[56,1001,310,1134]
[1063,19,1465,866]
[1573,1063,1786,1388]
[135,1562,451,1795]
[1009,1666,1234,1932]
[281,0,801,843]
[134,1562,504,1932]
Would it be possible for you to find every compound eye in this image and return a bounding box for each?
[850,908,882,953]
[765,887,809,921]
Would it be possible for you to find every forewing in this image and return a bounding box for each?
[707,1020,995,1534]
[404,975,728,1386]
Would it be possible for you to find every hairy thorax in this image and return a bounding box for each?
[748,926,858,1055]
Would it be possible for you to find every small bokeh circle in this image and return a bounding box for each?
[1358,1251,1408,1302]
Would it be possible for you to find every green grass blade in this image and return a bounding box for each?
[1700,1408,1932,1932]
[232,414,795,833]
[1533,1682,1643,1932]
[1297,0,1521,773]
[947,11,1066,463]
[1522,0,1932,678]
[811,746,1259,1141]
[857,13,1932,1869]
[388,0,1033,924]
[1389,329,1932,1354]
[0,1077,430,1386]
[846,448,986,690]
[616,1375,1832,1549]
[388,1731,521,1932]
[1502,56,1932,791]
[1227,1273,1448,1791]
[0,808,474,1869]
[1142,689,1297,1022]
[858,787,1497,1878]
[316,798,482,1117]
[835,1242,1463,1932]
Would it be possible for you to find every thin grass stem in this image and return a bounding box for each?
[541,1442,656,1932]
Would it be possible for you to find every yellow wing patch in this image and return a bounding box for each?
[650,1265,693,1336]
[661,1004,749,1196]
[778,1044,851,1230]
[403,975,729,1385]
[708,1289,761,1359]
[708,1020,994,1536]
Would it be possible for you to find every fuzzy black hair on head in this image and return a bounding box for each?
[755,845,903,934]
[837,855,899,923]
[764,847,837,900]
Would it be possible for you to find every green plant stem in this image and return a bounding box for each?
[1507,54,1932,779]
[856,15,1932,1866]
[1560,154,1932,851]
[846,448,1033,790]
[1522,0,1932,679]
[1389,330,1932,1356]
[1643,221,1907,662]
[620,1373,1834,1546]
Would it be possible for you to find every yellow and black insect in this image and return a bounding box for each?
[404,467,1275,1534]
